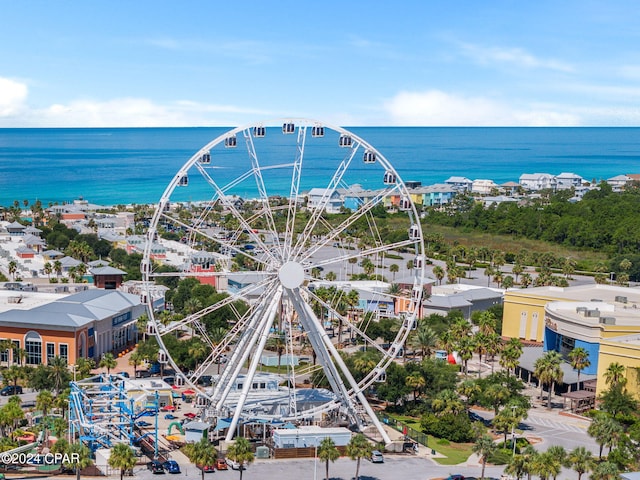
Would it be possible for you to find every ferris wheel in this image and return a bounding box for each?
[141,119,425,444]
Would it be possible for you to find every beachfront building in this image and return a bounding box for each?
[555,172,585,190]
[306,188,343,214]
[444,176,473,192]
[519,173,557,191]
[471,179,498,195]
[0,288,143,364]
[481,195,519,207]
[500,181,521,196]
[416,184,457,207]
[341,185,381,211]
[607,174,632,192]
[503,284,640,395]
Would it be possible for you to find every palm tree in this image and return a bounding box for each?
[590,461,620,480]
[534,350,563,408]
[99,353,117,375]
[128,350,145,378]
[473,434,496,480]
[546,445,567,480]
[226,437,254,480]
[136,313,149,342]
[389,263,399,280]
[66,442,93,480]
[409,325,438,358]
[505,453,529,480]
[108,443,136,480]
[49,355,69,393]
[346,433,372,480]
[7,261,17,280]
[603,362,626,388]
[183,437,217,480]
[588,414,622,460]
[75,357,96,379]
[568,347,591,388]
[318,436,340,480]
[500,338,523,377]
[405,372,425,403]
[36,390,54,417]
[568,446,595,480]
[432,265,445,285]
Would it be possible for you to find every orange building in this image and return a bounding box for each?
[0,289,143,365]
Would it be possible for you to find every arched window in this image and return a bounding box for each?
[24,331,42,365]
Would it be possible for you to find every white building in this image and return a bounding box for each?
[555,172,584,190]
[272,425,352,448]
[519,173,557,191]
[444,176,473,192]
[306,188,343,214]
[471,179,498,195]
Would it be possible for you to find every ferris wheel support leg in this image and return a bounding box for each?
[288,289,392,445]
[225,288,282,442]
[213,292,274,410]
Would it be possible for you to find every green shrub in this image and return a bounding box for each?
[420,413,474,443]
[487,448,512,465]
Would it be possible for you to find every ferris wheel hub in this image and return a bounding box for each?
[278,261,305,289]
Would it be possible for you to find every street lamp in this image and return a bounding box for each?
[510,405,517,455]
[154,390,159,460]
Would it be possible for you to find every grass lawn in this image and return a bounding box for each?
[389,414,474,465]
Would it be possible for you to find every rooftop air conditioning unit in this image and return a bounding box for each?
[585,309,600,318]
[599,317,616,325]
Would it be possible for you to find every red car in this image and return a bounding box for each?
[199,464,215,473]
[184,412,197,419]
[215,459,228,471]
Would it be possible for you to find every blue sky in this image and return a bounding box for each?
[1,1,639,127]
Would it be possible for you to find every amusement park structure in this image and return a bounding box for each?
[141,119,426,446]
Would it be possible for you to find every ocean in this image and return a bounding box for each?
[0,126,638,207]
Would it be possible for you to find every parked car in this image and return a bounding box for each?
[136,420,152,428]
[370,450,384,463]
[445,475,465,480]
[135,370,152,378]
[162,460,181,474]
[226,458,246,470]
[147,461,165,474]
[198,464,215,473]
[197,375,213,387]
[0,385,22,396]
[215,459,228,471]
[116,371,130,378]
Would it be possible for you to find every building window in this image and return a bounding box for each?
[0,340,8,365]
[59,344,68,362]
[25,331,42,365]
[12,340,20,365]
[46,343,55,364]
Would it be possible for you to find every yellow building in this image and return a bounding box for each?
[503,284,640,396]
[597,335,640,398]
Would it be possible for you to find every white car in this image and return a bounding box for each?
[226,459,246,470]
[371,450,384,463]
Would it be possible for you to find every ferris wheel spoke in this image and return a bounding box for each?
[195,162,276,258]
[160,277,274,336]
[303,287,386,355]
[282,126,307,261]
[287,287,391,444]
[212,283,282,409]
[291,145,359,259]
[298,185,400,263]
[310,239,416,271]
[241,129,283,255]
[224,285,283,441]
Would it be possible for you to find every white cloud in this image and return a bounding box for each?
[0,77,28,117]
[0,95,272,128]
[383,90,580,126]
[458,42,574,73]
